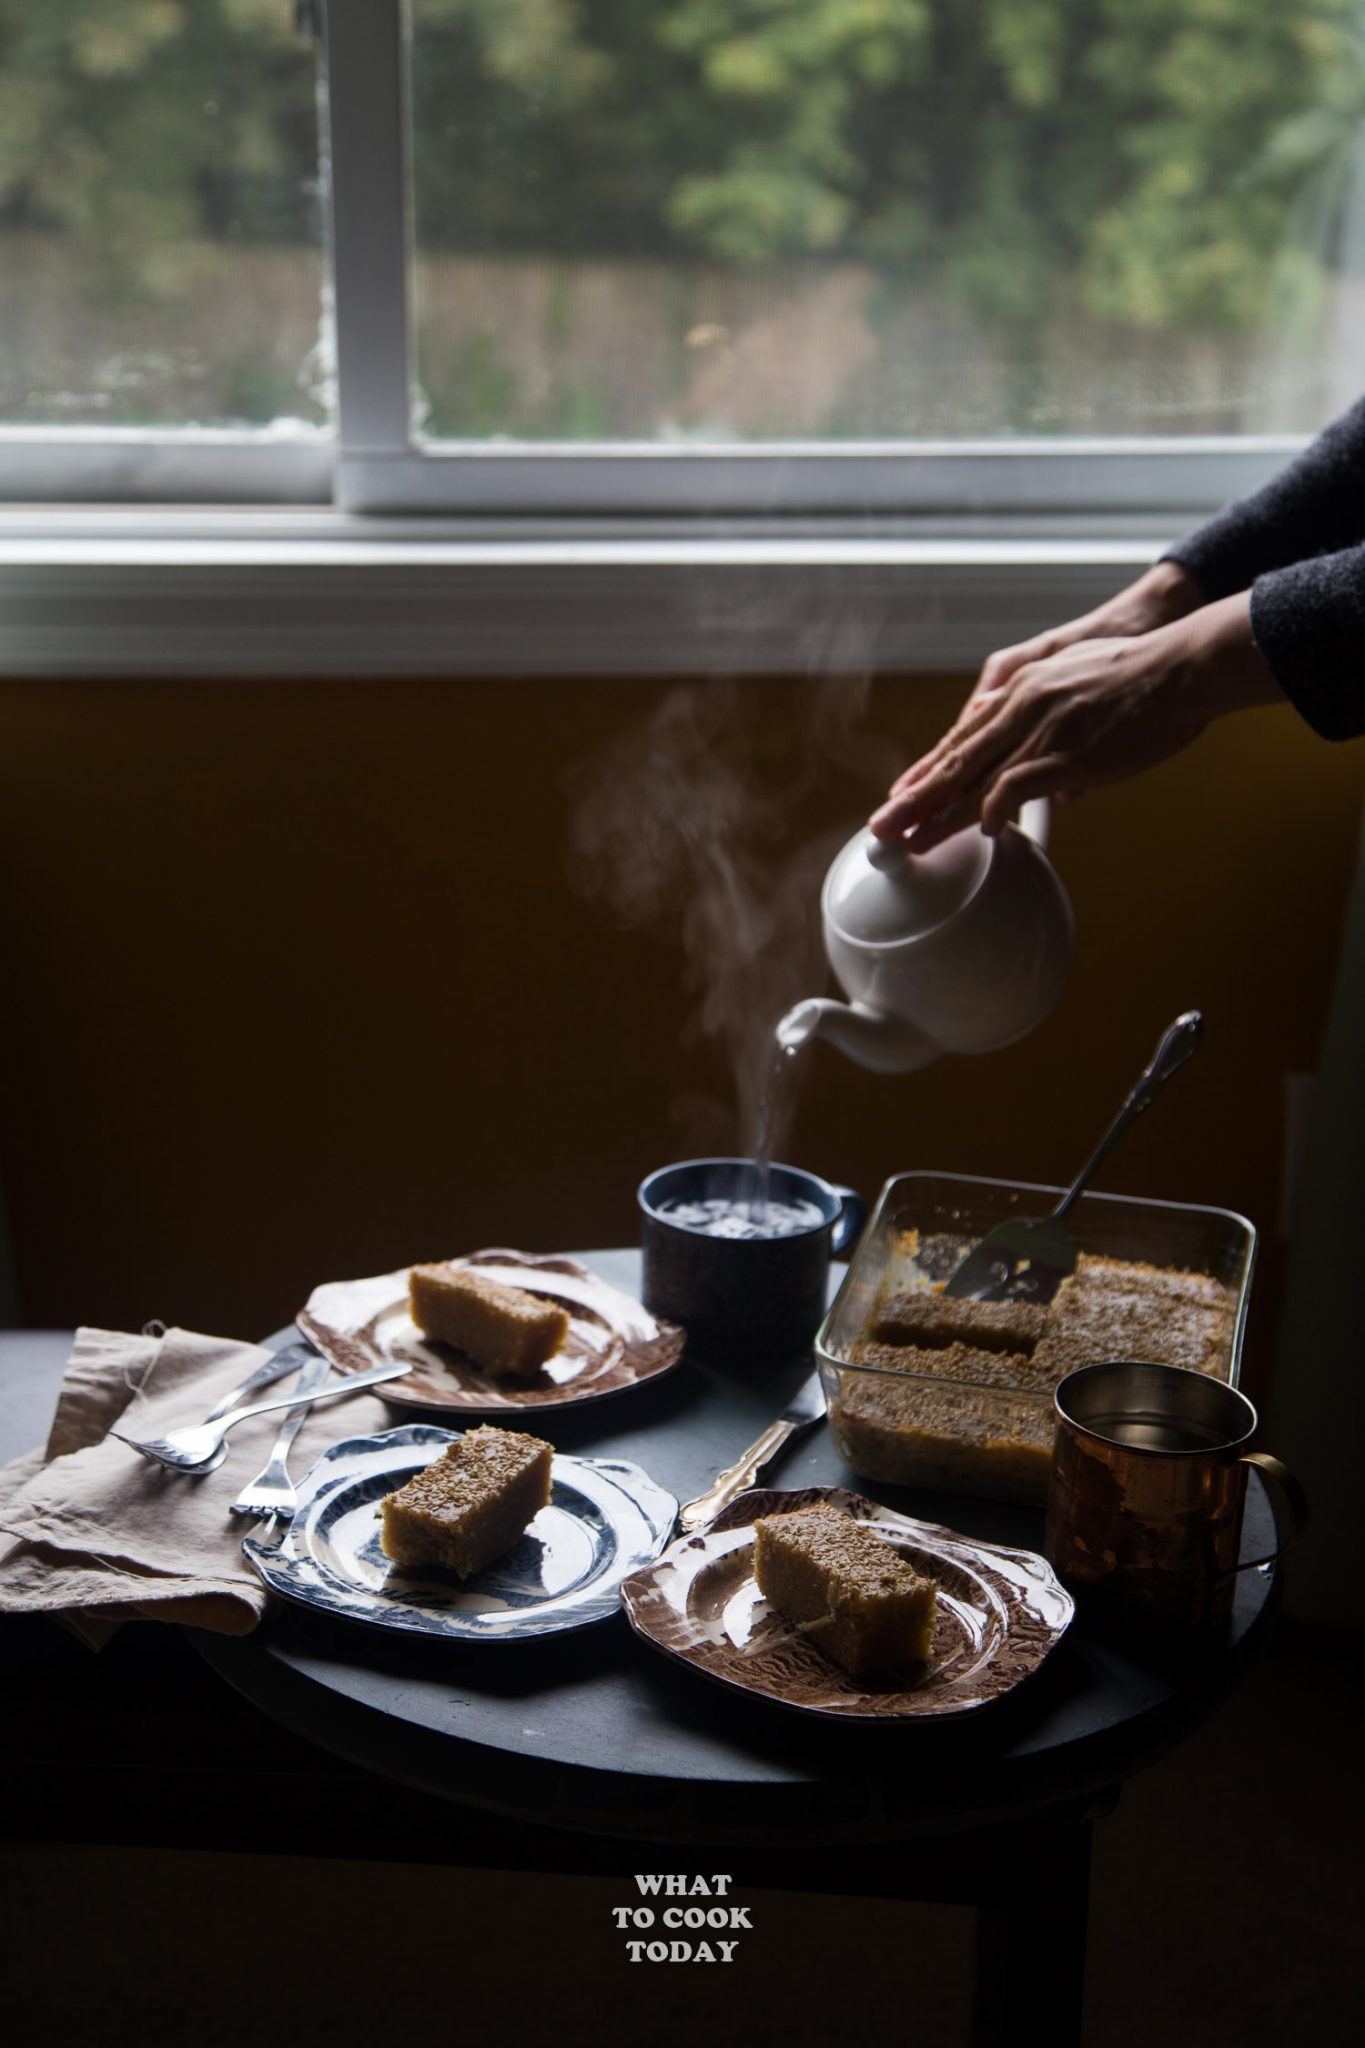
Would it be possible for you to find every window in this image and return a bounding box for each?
[353,0,1365,514]
[6,1,1365,509]
[2,4,1363,670]
[411,1,1361,446]
[0,0,332,499]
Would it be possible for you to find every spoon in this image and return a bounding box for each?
[943,1011,1204,1304]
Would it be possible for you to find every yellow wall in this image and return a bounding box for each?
[0,673,1359,1407]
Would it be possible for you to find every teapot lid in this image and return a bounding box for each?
[826,827,991,944]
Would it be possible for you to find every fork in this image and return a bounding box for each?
[228,1350,334,1520]
[184,1337,323,1479]
[111,1357,413,1470]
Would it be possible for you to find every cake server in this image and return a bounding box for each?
[943,1010,1204,1305]
[111,1357,413,1471]
[677,1369,826,1534]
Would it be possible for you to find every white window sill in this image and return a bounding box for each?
[0,508,1196,677]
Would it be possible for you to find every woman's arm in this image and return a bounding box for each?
[1164,394,1365,599]
[871,398,1365,847]
[870,590,1284,854]
[1249,542,1365,742]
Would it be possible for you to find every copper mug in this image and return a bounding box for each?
[1045,1361,1308,1634]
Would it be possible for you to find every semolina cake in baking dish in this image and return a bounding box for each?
[754,1501,938,1675]
[829,1251,1238,1503]
[832,1373,1056,1502]
[870,1292,1048,1356]
[1032,1257,1233,1377]
[380,1425,553,1578]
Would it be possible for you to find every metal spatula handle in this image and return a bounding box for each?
[1052,1010,1203,1227]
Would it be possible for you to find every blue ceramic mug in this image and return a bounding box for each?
[638,1157,865,1366]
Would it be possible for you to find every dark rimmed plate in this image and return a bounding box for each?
[619,1485,1073,1720]
[243,1426,678,1641]
[299,1248,687,1414]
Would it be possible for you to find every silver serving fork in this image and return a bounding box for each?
[228,1350,334,1520]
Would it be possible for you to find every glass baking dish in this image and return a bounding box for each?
[815,1171,1256,1505]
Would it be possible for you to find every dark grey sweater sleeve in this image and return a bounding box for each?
[1163,395,1365,741]
[1248,548,1365,741]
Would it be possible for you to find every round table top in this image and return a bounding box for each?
[177,1251,1280,1848]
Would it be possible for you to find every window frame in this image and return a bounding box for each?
[0,502,1225,678]
[0,0,1311,519]
[0,0,1328,681]
[325,2,1302,521]
[0,430,332,505]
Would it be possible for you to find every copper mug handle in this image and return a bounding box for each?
[1232,1451,1310,1572]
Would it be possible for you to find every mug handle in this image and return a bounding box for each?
[1233,1451,1310,1572]
[829,1186,866,1258]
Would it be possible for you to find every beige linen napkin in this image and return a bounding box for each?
[0,1325,394,1642]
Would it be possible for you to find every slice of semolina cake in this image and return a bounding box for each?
[409,1263,569,1376]
[754,1502,937,1675]
[380,1425,553,1578]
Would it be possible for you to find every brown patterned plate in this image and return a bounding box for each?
[619,1485,1073,1720]
[298,1249,687,1415]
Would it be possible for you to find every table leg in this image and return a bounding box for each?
[971,1818,1091,2048]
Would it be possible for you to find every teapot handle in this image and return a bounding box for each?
[1018,798,1051,851]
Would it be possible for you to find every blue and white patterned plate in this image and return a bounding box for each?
[243,1425,678,1642]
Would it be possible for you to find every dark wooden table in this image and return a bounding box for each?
[1,1269,1280,2048]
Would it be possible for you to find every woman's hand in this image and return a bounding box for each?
[958,558,1206,721]
[871,588,1282,854]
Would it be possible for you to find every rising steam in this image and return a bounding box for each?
[563,673,900,1161]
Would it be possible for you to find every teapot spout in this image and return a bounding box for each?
[778,999,939,1076]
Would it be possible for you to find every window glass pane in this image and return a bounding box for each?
[410,0,1365,443]
[0,1,330,430]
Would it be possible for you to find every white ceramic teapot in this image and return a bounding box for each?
[780,801,1073,1074]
